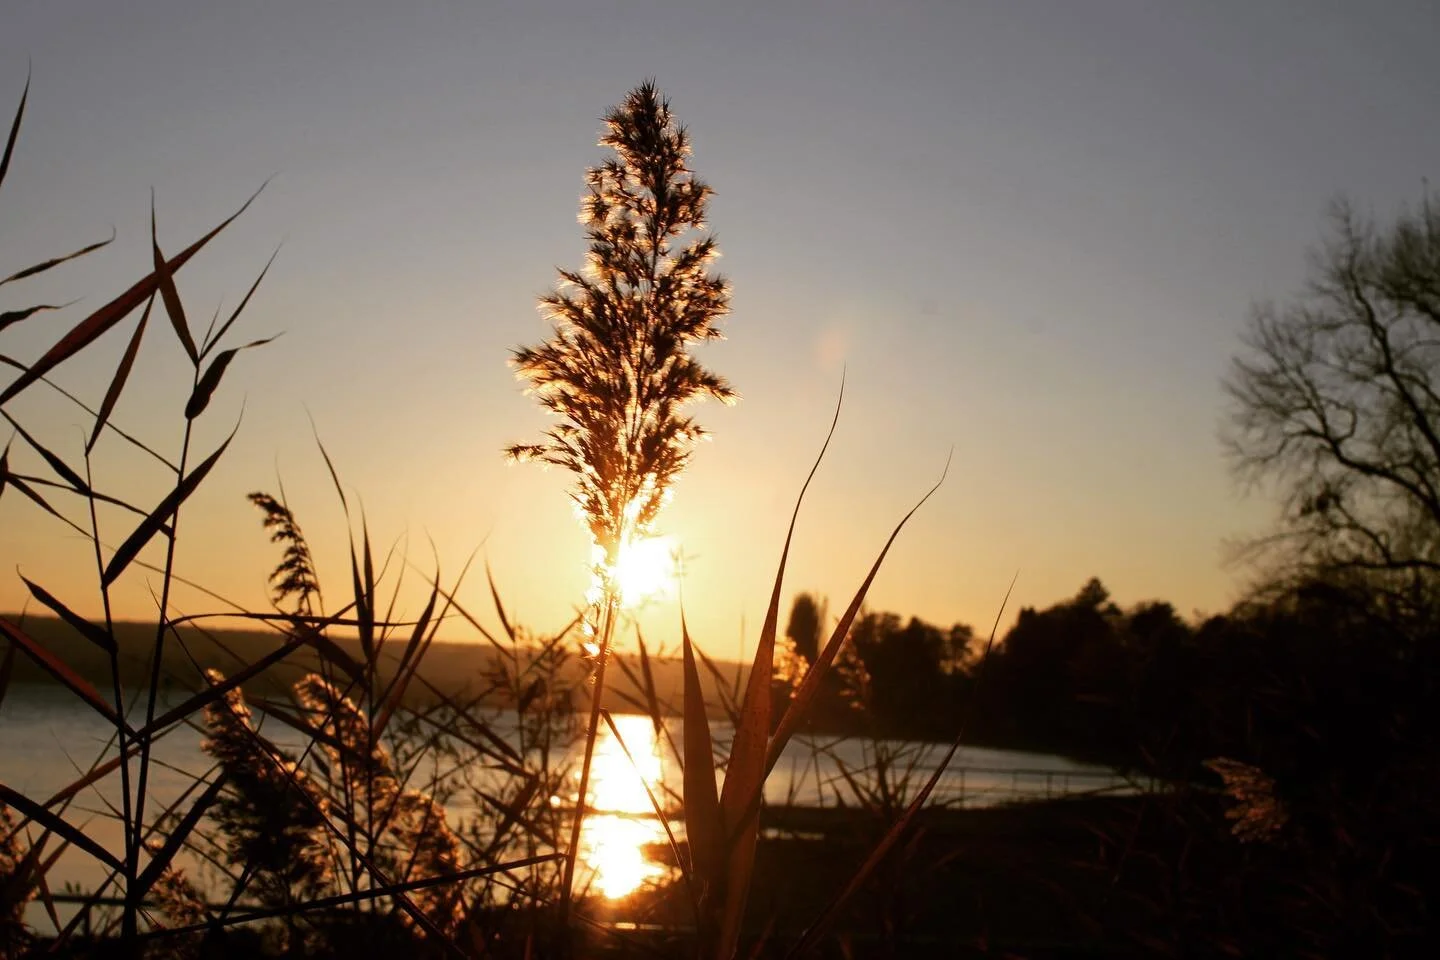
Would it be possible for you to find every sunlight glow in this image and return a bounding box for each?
[598,535,678,609]
[579,713,670,898]
[583,815,666,898]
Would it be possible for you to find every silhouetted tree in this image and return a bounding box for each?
[941,622,977,672]
[977,578,1130,759]
[849,612,961,737]
[785,592,827,664]
[1073,576,1120,616]
[1226,188,1440,610]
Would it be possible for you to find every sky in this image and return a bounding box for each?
[2,1,1438,655]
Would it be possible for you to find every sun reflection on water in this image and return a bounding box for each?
[579,713,671,898]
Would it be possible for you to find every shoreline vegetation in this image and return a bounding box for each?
[2,72,1437,958]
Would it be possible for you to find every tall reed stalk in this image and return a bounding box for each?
[506,80,734,921]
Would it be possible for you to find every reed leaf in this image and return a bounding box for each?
[682,613,721,928]
[245,697,354,760]
[2,410,88,493]
[485,562,518,644]
[0,302,72,335]
[33,841,69,933]
[137,854,565,941]
[312,422,350,514]
[20,577,114,653]
[102,424,236,585]
[166,609,366,684]
[0,617,125,729]
[475,786,558,851]
[344,515,377,668]
[0,784,123,873]
[0,73,25,194]
[0,183,263,406]
[610,632,666,742]
[132,774,228,901]
[419,574,513,664]
[408,675,526,771]
[636,631,665,740]
[765,451,951,781]
[0,354,177,470]
[0,233,114,289]
[152,198,198,364]
[694,635,741,727]
[135,632,310,741]
[186,336,275,419]
[38,747,136,813]
[372,579,440,739]
[714,379,843,959]
[87,294,154,454]
[202,247,279,360]
[1,472,73,527]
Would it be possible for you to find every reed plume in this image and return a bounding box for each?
[507,79,734,575]
[292,673,467,934]
[247,491,321,615]
[200,669,334,907]
[1204,757,1290,845]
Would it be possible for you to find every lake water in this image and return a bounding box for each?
[0,682,1143,931]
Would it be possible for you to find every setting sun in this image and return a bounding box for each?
[605,535,679,609]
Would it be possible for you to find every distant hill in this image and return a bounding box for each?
[0,615,748,720]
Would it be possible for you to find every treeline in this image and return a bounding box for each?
[779,575,1440,783]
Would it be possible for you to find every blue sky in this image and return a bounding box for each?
[2,1,1438,649]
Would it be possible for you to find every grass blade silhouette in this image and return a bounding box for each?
[682,612,721,937]
[0,617,125,728]
[202,247,278,359]
[20,576,114,653]
[714,378,842,959]
[0,232,114,288]
[0,183,263,406]
[102,423,238,585]
[764,451,951,781]
[0,302,76,335]
[0,784,123,872]
[185,336,275,419]
[0,72,26,194]
[152,198,199,364]
[2,410,89,493]
[132,774,227,900]
[87,294,154,453]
